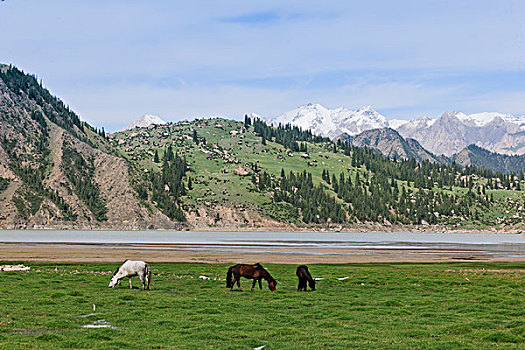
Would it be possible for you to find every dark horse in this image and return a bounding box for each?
[226,263,277,291]
[296,265,315,291]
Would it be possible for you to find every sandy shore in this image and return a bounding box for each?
[2,224,523,234]
[1,242,523,264]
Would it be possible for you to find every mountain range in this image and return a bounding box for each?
[258,104,525,157]
[117,104,525,173]
[396,111,525,156]
[1,64,524,230]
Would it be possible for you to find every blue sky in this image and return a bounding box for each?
[1,0,525,130]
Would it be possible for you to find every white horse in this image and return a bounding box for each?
[108,260,151,290]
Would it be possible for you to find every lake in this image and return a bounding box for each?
[0,230,524,259]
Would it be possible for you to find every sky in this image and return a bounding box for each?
[1,0,525,131]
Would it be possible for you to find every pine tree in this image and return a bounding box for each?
[192,130,199,144]
[154,150,159,163]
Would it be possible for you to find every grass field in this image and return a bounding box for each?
[0,262,523,349]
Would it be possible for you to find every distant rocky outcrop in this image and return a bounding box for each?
[340,128,442,163]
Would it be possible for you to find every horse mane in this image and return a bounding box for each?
[113,259,129,276]
[260,267,276,283]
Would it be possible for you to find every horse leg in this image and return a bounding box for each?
[237,276,242,292]
[129,277,133,289]
[139,273,145,290]
[258,279,262,290]
[297,279,301,291]
[251,279,256,291]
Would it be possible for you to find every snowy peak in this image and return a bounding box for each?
[333,106,388,138]
[395,116,436,131]
[439,110,520,128]
[273,103,335,136]
[271,103,387,138]
[119,114,166,131]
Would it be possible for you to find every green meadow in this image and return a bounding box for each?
[0,262,523,349]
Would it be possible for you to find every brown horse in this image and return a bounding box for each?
[296,265,315,291]
[226,263,277,292]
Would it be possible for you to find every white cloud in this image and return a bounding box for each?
[2,0,525,128]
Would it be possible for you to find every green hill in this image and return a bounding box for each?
[111,116,525,230]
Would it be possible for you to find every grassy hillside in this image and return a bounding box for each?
[112,118,525,230]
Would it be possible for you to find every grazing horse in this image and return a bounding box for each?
[226,263,277,292]
[108,260,151,290]
[296,265,315,291]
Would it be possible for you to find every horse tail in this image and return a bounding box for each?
[145,263,152,290]
[226,266,233,288]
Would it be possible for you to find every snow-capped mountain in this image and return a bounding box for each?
[251,104,525,156]
[397,111,525,133]
[454,111,523,128]
[270,103,388,138]
[119,114,166,132]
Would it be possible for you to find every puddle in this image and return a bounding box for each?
[82,319,117,329]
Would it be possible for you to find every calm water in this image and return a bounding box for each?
[0,230,524,257]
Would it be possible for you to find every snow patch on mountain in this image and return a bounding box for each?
[388,119,410,129]
[248,112,271,123]
[456,112,518,127]
[395,117,437,132]
[270,103,387,138]
[119,114,166,131]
